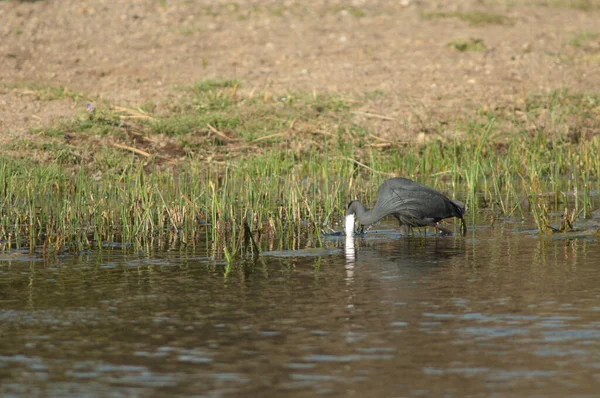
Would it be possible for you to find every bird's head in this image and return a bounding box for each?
[345,201,358,236]
[346,200,359,216]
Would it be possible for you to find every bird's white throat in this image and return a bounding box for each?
[344,214,356,236]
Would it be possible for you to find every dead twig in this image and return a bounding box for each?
[343,157,396,177]
[367,133,408,147]
[128,130,156,143]
[353,111,397,121]
[112,143,151,157]
[207,123,238,142]
[250,132,287,144]
[111,106,156,120]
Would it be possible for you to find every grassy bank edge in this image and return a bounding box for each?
[1,83,599,255]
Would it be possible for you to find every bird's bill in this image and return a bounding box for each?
[344,214,356,236]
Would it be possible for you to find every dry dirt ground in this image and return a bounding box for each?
[1,0,599,142]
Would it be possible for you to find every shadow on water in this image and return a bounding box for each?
[1,217,600,397]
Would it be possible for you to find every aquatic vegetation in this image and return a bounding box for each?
[1,84,599,254]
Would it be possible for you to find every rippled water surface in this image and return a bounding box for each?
[2,221,600,397]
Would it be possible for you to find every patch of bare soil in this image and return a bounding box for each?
[1,0,599,139]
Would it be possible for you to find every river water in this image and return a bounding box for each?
[1,218,600,397]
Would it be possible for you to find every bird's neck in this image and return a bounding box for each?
[348,201,380,225]
[346,201,381,236]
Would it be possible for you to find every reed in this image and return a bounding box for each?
[1,85,599,254]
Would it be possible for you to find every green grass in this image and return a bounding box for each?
[421,11,510,26]
[503,0,599,10]
[545,0,599,10]
[569,32,599,48]
[189,79,242,93]
[1,82,599,255]
[9,83,88,102]
[448,38,487,52]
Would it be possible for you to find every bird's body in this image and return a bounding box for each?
[345,177,466,236]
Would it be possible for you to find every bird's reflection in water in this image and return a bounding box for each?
[345,232,467,272]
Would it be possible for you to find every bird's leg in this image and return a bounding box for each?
[435,222,454,236]
[399,224,410,236]
[394,215,411,237]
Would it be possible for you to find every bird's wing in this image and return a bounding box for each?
[385,186,456,219]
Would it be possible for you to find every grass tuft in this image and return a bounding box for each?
[568,32,599,48]
[421,11,510,25]
[448,38,487,52]
[544,0,599,10]
[15,83,87,102]
[189,79,243,93]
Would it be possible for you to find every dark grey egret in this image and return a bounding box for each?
[345,177,466,236]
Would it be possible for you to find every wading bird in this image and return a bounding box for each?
[345,177,466,236]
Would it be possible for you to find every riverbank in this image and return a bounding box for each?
[1,0,599,252]
[1,82,598,253]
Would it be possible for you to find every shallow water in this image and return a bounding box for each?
[2,219,600,397]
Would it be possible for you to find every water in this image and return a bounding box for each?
[1,220,600,397]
